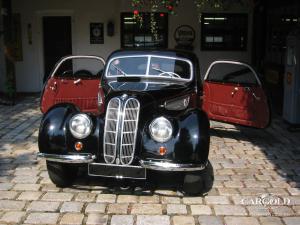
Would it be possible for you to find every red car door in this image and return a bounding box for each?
[202,61,270,128]
[41,56,105,115]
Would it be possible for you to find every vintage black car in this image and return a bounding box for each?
[38,50,270,194]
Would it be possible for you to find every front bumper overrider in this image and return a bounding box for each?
[37,153,207,172]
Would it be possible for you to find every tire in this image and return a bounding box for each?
[183,161,214,195]
[46,161,78,187]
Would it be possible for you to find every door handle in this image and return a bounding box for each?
[244,87,261,101]
[231,87,239,96]
[252,92,261,101]
[74,79,81,85]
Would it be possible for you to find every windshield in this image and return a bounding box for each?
[106,55,192,81]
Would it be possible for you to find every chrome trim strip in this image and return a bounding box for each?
[37,153,96,163]
[140,160,208,172]
[103,98,121,164]
[120,98,140,165]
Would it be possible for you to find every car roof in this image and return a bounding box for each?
[108,49,198,62]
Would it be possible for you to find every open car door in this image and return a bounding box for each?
[202,61,270,128]
[40,55,105,115]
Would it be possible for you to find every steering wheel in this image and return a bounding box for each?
[73,70,93,77]
[61,70,73,77]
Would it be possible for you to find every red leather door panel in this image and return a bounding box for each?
[202,61,270,128]
[41,77,103,115]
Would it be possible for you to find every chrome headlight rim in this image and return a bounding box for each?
[149,116,173,143]
[69,113,93,139]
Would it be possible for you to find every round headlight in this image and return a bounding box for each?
[149,117,173,143]
[69,114,93,139]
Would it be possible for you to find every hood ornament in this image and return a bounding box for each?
[121,94,128,100]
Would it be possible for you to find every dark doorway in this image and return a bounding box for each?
[43,16,72,82]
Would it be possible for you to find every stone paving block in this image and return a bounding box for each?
[96,194,116,203]
[292,205,300,214]
[59,213,84,225]
[283,217,300,225]
[111,215,134,225]
[42,192,73,201]
[259,217,284,225]
[74,192,96,202]
[18,191,43,200]
[197,216,224,225]
[270,206,295,216]
[0,191,18,200]
[60,201,84,213]
[217,188,240,196]
[161,196,181,204]
[12,175,39,184]
[190,205,212,215]
[167,204,187,215]
[85,203,106,213]
[0,211,25,223]
[107,203,129,214]
[13,183,40,191]
[41,183,60,192]
[117,195,138,203]
[224,216,260,225]
[214,205,247,216]
[246,205,271,216]
[131,204,162,215]
[139,195,160,203]
[86,214,108,225]
[27,201,60,212]
[172,216,195,225]
[136,215,170,225]
[287,188,300,196]
[24,212,59,224]
[182,197,203,204]
[205,196,230,204]
[0,200,26,211]
[239,188,266,195]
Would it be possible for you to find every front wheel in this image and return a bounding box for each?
[46,161,78,187]
[183,161,214,195]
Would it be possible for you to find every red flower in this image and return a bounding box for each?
[134,10,139,15]
[167,5,173,11]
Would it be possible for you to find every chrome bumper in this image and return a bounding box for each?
[38,153,206,171]
[37,153,96,163]
[139,160,207,172]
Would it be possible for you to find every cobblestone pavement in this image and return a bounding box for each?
[0,96,299,225]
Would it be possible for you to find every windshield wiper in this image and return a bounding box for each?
[111,64,127,76]
[151,67,181,79]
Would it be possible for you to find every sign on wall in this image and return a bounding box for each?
[174,25,195,50]
[90,23,104,44]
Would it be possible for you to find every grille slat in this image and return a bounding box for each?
[103,98,121,164]
[120,98,140,165]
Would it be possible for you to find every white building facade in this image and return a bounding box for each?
[0,0,253,93]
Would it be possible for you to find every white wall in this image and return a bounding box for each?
[8,0,253,92]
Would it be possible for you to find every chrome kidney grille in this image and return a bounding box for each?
[103,97,140,165]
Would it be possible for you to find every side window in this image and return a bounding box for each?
[54,58,104,78]
[207,63,258,85]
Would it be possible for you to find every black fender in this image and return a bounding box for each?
[140,109,210,164]
[38,103,102,156]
